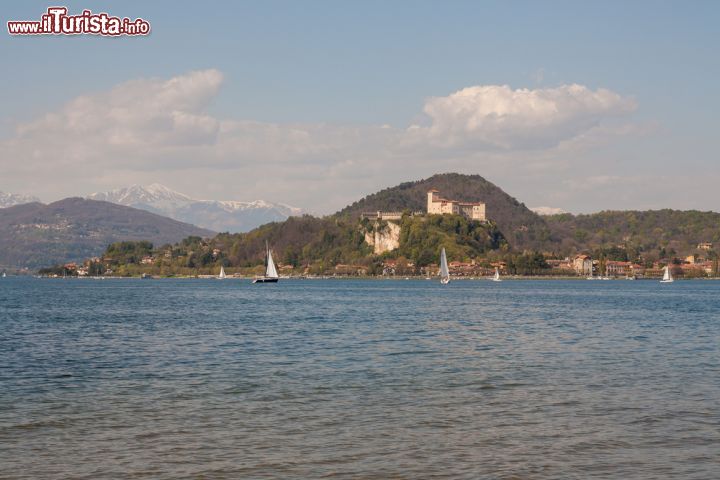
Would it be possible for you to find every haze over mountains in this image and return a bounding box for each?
[87,184,302,233]
[0,191,40,208]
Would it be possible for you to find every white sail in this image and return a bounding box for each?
[661,266,674,283]
[218,265,226,279]
[493,267,501,282]
[266,248,279,279]
[440,248,450,284]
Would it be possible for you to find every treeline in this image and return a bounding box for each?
[393,214,506,266]
[40,203,720,277]
[42,213,515,276]
[545,209,720,259]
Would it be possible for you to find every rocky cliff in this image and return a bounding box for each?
[363,221,401,254]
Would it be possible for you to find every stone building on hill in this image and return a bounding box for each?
[427,189,486,221]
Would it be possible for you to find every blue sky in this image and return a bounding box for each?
[1,1,719,213]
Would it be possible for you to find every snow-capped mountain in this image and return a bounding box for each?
[0,191,40,208]
[530,206,568,216]
[88,184,193,212]
[87,183,302,233]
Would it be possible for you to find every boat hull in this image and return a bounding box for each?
[253,277,279,284]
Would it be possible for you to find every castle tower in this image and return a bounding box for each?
[427,189,439,214]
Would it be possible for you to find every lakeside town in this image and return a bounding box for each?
[36,189,720,280]
[43,247,719,280]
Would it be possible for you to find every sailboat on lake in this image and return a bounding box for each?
[217,265,226,279]
[253,241,279,284]
[439,248,450,284]
[660,265,674,283]
[492,267,502,282]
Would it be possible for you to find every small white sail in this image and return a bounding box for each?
[493,267,501,282]
[440,248,450,284]
[218,265,226,279]
[661,265,674,283]
[253,241,280,283]
[266,249,279,279]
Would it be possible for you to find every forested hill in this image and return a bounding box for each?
[544,209,720,257]
[335,173,551,250]
[0,198,214,269]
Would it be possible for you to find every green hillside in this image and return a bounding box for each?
[51,212,505,276]
[336,173,551,250]
[545,209,720,258]
[392,214,506,265]
[31,174,720,275]
[0,198,214,269]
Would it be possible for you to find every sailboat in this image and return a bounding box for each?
[660,265,674,283]
[492,267,502,282]
[439,248,450,284]
[253,242,279,284]
[1,272,6,278]
[217,265,226,279]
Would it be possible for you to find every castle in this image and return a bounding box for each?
[427,189,486,221]
[361,189,487,255]
[359,189,487,223]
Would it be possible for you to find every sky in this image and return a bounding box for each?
[1,0,719,215]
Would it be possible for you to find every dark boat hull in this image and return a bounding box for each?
[252,277,279,284]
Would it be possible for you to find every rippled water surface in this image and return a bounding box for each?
[1,277,719,479]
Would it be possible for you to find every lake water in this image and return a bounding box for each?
[1,277,719,479]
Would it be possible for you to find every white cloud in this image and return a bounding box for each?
[407,84,637,150]
[15,69,223,151]
[0,70,645,213]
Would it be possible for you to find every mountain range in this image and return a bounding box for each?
[87,184,302,233]
[0,191,40,208]
[0,198,213,269]
[4,173,720,271]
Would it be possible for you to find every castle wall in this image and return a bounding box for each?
[428,190,486,221]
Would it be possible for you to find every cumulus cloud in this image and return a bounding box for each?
[0,70,643,212]
[407,84,637,150]
[15,69,223,152]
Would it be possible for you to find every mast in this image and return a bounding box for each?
[265,241,278,279]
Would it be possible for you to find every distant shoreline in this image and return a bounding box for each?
[27,275,720,281]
